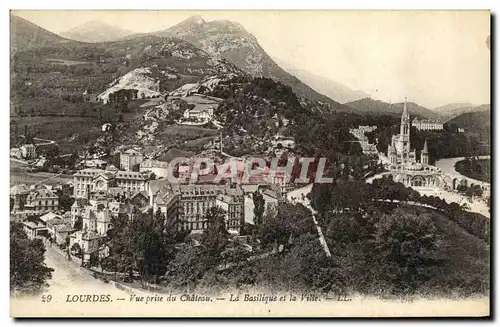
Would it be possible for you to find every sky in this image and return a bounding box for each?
[12,10,491,108]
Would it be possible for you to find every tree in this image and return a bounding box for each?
[10,223,54,293]
[252,191,265,227]
[259,202,314,252]
[73,216,83,230]
[70,243,83,258]
[59,194,74,212]
[372,210,439,294]
[221,240,251,268]
[201,206,229,263]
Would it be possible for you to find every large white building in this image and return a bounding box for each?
[412,118,444,131]
[183,107,214,120]
[73,168,147,198]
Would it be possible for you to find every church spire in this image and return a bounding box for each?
[402,96,409,120]
[400,96,410,135]
[423,138,428,153]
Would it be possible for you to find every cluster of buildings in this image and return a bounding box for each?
[349,126,378,155]
[12,145,292,264]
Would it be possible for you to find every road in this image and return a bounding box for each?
[42,245,130,297]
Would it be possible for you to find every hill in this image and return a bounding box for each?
[10,15,72,54]
[273,57,369,103]
[436,103,490,120]
[11,34,242,116]
[345,98,439,119]
[448,110,491,138]
[146,16,352,113]
[60,20,134,42]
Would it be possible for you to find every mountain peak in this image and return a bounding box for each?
[60,20,133,43]
[185,15,206,25]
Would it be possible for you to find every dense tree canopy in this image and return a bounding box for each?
[10,223,54,293]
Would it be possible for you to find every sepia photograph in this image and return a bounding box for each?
[8,9,491,318]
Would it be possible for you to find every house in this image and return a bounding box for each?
[20,144,36,159]
[44,214,75,246]
[40,212,63,225]
[120,149,143,171]
[69,230,107,263]
[24,187,59,214]
[22,221,48,239]
[10,148,22,159]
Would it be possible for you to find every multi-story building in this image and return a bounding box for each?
[148,180,244,232]
[183,107,214,120]
[215,193,244,234]
[24,186,59,214]
[120,149,143,171]
[140,159,169,179]
[20,144,36,159]
[412,118,444,131]
[73,168,148,198]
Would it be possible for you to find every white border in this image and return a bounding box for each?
[2,0,498,325]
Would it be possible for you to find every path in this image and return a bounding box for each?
[287,184,332,257]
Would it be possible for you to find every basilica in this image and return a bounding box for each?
[385,98,443,189]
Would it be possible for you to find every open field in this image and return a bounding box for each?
[159,148,195,162]
[10,160,73,187]
[159,124,219,138]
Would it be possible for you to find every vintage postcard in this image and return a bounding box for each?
[9,10,491,318]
